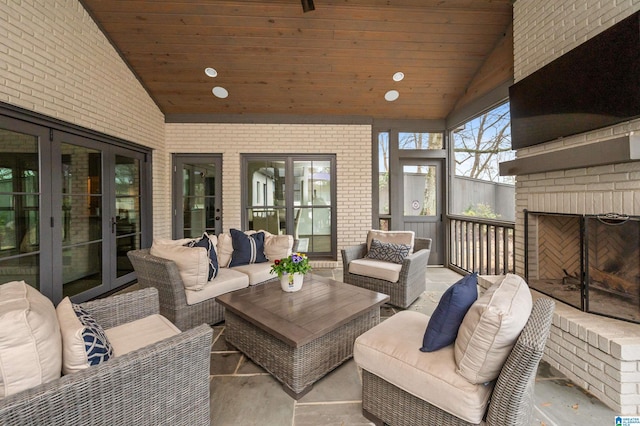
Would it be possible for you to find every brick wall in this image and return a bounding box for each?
[1,0,169,235]
[513,0,640,414]
[165,123,372,262]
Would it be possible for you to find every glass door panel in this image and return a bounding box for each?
[246,160,286,234]
[293,160,332,253]
[173,155,222,239]
[114,155,141,278]
[400,159,443,264]
[182,163,217,237]
[0,130,41,290]
[60,143,103,298]
[403,164,437,217]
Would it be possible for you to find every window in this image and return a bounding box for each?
[450,102,516,221]
[243,155,336,259]
[399,132,443,150]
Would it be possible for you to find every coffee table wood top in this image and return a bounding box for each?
[216,274,389,347]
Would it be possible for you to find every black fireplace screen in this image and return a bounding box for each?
[525,211,640,323]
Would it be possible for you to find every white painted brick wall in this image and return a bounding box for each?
[165,123,372,262]
[1,0,169,235]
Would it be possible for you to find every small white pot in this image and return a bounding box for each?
[280,272,304,292]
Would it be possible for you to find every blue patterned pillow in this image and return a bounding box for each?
[186,233,219,280]
[72,304,113,366]
[366,238,411,264]
[229,229,268,267]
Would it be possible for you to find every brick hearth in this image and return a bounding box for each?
[479,276,640,414]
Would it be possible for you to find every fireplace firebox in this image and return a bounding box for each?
[525,210,640,323]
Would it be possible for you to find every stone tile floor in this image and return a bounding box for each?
[208,267,619,425]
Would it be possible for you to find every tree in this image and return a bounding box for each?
[453,103,514,184]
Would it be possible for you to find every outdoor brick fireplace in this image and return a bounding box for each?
[524,211,640,324]
[500,134,640,414]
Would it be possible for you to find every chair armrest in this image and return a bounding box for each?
[341,243,368,265]
[80,287,160,329]
[398,248,430,283]
[0,324,213,426]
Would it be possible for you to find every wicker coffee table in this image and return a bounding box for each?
[216,274,389,399]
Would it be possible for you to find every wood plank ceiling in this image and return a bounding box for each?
[79,0,513,121]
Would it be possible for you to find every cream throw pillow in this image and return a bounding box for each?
[0,281,62,398]
[216,232,234,268]
[150,240,209,291]
[263,234,293,261]
[454,273,532,384]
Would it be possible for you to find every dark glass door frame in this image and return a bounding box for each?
[241,154,337,260]
[0,102,153,304]
[172,154,223,239]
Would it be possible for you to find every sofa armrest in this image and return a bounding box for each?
[0,323,213,426]
[80,287,160,329]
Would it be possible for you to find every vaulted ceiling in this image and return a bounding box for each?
[79,0,513,121]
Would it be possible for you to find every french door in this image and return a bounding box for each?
[0,112,150,304]
[172,154,223,239]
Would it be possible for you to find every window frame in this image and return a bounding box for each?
[241,154,337,260]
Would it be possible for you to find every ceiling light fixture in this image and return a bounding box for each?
[385,90,399,102]
[204,67,218,77]
[212,87,228,98]
[301,0,315,13]
[393,72,405,82]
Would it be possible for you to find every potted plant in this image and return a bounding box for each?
[270,252,311,292]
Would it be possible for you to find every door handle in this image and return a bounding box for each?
[111,217,116,234]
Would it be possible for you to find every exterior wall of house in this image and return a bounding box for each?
[1,0,170,235]
[513,1,640,414]
[165,123,372,262]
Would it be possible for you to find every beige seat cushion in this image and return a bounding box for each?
[0,281,62,398]
[230,262,275,285]
[354,310,493,424]
[454,273,532,384]
[105,314,181,356]
[150,240,209,291]
[366,230,415,253]
[184,267,249,305]
[348,258,402,282]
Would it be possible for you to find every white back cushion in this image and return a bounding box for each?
[366,230,415,253]
[454,273,532,384]
[150,241,209,291]
[0,281,62,398]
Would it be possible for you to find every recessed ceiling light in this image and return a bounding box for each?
[385,90,399,102]
[205,67,218,77]
[212,86,228,98]
[393,72,404,82]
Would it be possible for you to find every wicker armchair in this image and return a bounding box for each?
[0,287,213,426]
[358,298,555,426]
[341,237,431,308]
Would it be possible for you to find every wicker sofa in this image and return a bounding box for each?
[0,287,213,426]
[354,277,555,426]
[128,230,294,330]
[342,232,432,308]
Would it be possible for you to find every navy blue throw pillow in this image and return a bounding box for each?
[229,229,268,267]
[186,233,219,280]
[420,272,478,352]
